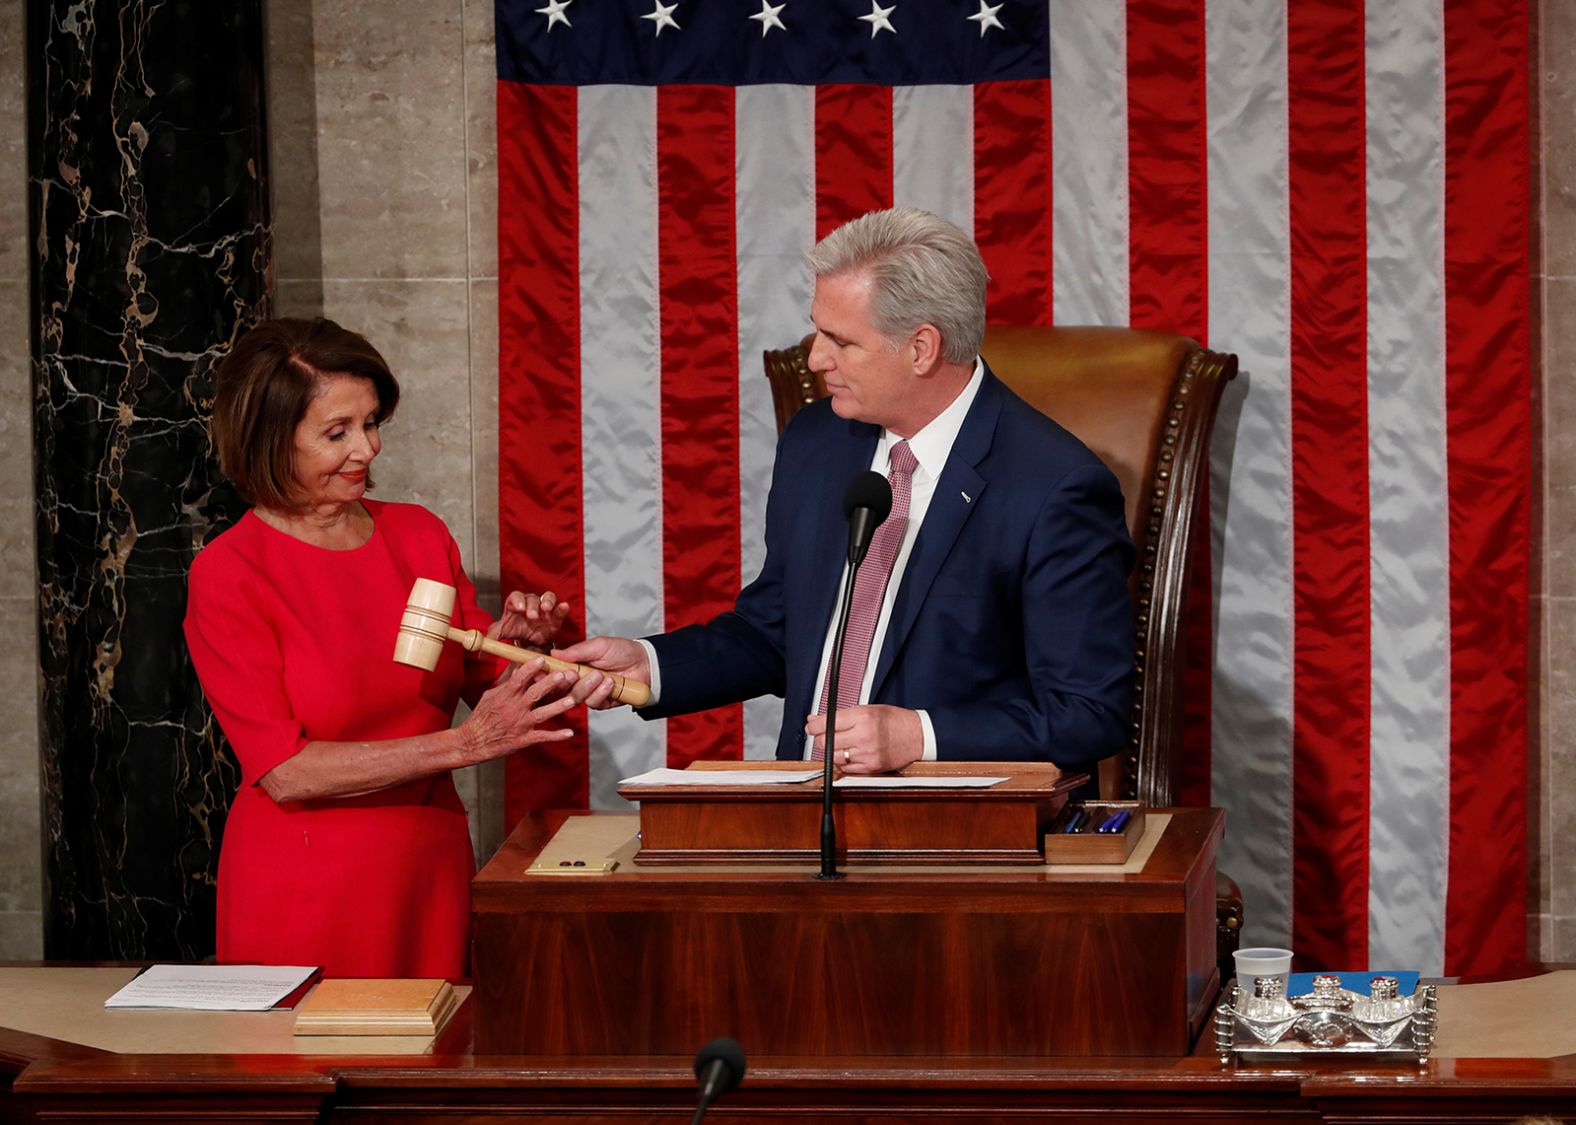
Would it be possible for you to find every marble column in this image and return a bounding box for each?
[28,0,268,958]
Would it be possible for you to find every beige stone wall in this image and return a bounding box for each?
[266,0,507,857]
[1539,0,1576,961]
[0,1,42,960]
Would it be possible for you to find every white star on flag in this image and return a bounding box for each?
[749,0,786,37]
[642,0,680,36]
[967,0,1003,37]
[534,0,572,31]
[858,1,896,38]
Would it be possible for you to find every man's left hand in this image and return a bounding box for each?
[804,705,924,774]
[490,590,570,650]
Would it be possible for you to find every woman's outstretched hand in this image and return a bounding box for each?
[458,657,578,764]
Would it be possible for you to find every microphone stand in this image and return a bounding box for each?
[818,558,864,881]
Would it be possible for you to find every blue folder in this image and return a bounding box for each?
[1285,971,1420,997]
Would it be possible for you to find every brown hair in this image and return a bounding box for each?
[212,318,400,509]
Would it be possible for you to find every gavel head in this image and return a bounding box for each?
[393,578,458,671]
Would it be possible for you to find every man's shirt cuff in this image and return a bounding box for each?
[918,709,937,761]
[634,638,661,706]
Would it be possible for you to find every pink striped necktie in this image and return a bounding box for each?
[812,440,918,759]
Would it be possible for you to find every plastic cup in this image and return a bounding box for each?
[1232,946,1293,997]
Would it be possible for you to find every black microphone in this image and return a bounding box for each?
[691,1036,746,1125]
[818,470,895,880]
[843,470,893,567]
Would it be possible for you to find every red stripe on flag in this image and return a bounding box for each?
[496,82,588,824]
[1286,4,1370,969]
[1127,0,1208,337]
[657,86,743,767]
[1442,1,1531,977]
[1126,0,1212,807]
[815,85,893,240]
[974,79,1053,327]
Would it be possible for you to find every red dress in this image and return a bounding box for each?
[184,500,500,978]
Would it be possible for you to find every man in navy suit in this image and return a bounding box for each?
[560,208,1134,774]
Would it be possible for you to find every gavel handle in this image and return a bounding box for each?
[448,627,652,708]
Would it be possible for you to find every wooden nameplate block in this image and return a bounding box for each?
[618,760,1085,866]
[293,978,458,1037]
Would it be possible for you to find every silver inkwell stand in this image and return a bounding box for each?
[1215,973,1438,1064]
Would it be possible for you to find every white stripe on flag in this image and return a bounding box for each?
[736,84,814,759]
[1364,0,1449,974]
[578,85,667,804]
[1049,0,1130,326]
[894,85,974,235]
[1205,0,1295,949]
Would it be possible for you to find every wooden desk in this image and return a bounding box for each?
[471,808,1223,1058]
[7,812,1572,1121]
[6,1000,1576,1123]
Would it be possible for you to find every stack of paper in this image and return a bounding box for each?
[104,964,318,1011]
[293,978,459,1037]
[620,767,822,786]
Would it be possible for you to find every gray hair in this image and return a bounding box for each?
[806,207,988,364]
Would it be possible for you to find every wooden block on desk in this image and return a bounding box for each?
[293,978,458,1036]
[1043,802,1145,864]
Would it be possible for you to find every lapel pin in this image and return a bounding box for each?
[961,490,973,503]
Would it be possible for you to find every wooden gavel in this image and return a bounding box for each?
[392,578,651,708]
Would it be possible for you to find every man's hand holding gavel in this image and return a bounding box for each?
[551,636,652,710]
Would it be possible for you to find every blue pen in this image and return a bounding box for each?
[1098,809,1132,834]
[1061,807,1088,834]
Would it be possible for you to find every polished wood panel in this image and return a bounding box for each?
[471,808,1224,1059]
[9,1014,1576,1125]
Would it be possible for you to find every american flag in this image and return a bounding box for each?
[494,0,1531,978]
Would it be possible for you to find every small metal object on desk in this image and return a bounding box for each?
[1215,976,1438,1066]
[1292,973,1354,1012]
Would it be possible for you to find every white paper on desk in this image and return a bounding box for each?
[834,775,1009,789]
[103,964,318,1011]
[620,767,822,787]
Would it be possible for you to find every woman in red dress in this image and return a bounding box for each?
[184,318,573,978]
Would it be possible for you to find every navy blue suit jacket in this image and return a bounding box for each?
[644,366,1136,769]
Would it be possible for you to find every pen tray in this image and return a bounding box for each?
[1042,801,1145,864]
